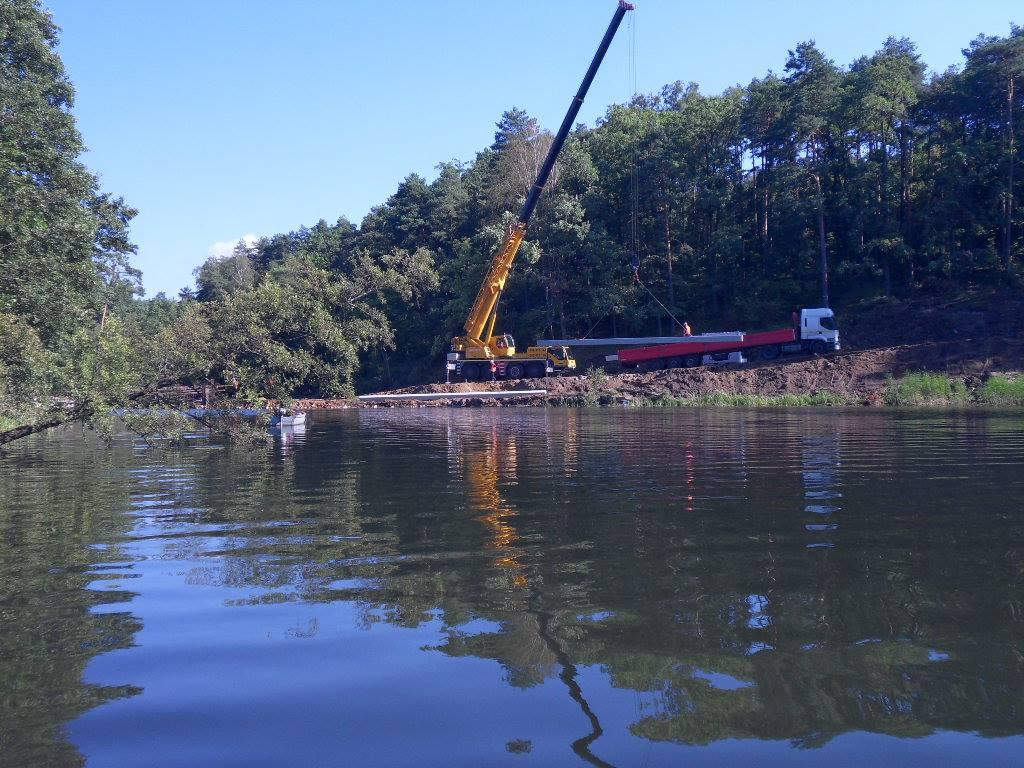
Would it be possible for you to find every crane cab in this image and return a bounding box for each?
[489,334,516,357]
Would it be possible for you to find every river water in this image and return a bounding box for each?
[2,408,1024,767]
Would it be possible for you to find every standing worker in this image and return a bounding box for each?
[490,359,498,381]
[682,321,692,337]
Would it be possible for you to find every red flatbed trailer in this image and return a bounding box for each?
[618,328,797,367]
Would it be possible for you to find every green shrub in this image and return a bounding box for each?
[577,367,612,406]
[979,375,1024,406]
[883,373,968,406]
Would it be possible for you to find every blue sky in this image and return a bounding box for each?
[48,0,1020,297]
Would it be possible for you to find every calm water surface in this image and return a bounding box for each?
[2,408,1024,767]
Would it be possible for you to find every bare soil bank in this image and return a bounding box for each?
[295,336,1024,408]
[291,291,1024,408]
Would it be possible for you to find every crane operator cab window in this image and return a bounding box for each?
[494,334,514,350]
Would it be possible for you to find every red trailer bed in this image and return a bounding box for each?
[618,328,796,365]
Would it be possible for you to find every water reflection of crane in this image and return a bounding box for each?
[467,422,527,586]
[448,411,614,767]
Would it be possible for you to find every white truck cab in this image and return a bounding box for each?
[800,308,840,351]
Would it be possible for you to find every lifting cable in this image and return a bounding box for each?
[624,11,686,335]
[636,275,685,330]
[586,10,685,339]
[627,11,639,268]
[580,13,636,343]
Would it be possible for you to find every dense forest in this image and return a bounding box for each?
[1,0,1021,439]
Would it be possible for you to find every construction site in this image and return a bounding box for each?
[338,1,1023,411]
[293,291,1024,408]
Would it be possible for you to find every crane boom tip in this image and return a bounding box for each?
[619,1,635,10]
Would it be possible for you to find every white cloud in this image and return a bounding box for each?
[206,233,258,259]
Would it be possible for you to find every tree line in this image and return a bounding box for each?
[1,0,1021,440]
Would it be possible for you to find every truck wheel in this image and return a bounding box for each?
[667,357,683,369]
[759,345,781,361]
[684,354,701,368]
[526,362,545,378]
[809,339,827,355]
[507,363,525,379]
[463,364,481,381]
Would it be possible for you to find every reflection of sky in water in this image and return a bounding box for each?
[450,618,503,636]
[802,436,841,547]
[747,594,771,629]
[577,611,616,622]
[693,668,756,691]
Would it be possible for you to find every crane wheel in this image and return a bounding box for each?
[507,363,525,379]
[526,362,545,378]
[463,364,481,381]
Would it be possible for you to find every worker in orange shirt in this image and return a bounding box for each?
[490,359,498,381]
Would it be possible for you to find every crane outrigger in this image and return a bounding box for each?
[448,1,634,382]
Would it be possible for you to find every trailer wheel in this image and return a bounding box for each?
[526,362,545,378]
[463,363,481,381]
[759,345,781,361]
[667,357,683,369]
[684,354,701,368]
[649,358,667,371]
[809,339,827,355]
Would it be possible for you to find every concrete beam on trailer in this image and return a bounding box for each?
[358,390,547,402]
[537,333,745,347]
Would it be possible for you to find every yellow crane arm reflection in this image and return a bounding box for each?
[466,427,527,586]
[458,418,614,767]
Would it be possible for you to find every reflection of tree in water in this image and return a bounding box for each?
[116,411,1024,751]
[358,411,1024,750]
[11,412,1024,762]
[0,436,143,767]
[443,410,612,766]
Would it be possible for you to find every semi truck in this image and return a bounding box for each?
[447,1,634,382]
[610,308,840,371]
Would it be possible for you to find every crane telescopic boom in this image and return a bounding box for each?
[450,1,634,380]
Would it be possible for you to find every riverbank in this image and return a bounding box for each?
[293,337,1024,409]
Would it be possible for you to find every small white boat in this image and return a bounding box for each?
[272,410,306,427]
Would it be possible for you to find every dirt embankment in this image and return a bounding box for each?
[293,291,1024,408]
[294,337,1024,408]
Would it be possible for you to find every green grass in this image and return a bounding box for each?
[979,375,1024,406]
[627,390,851,408]
[882,373,969,406]
[553,371,1024,409]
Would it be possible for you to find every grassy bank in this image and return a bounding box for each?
[978,375,1024,406]
[627,391,853,408]
[882,373,1024,406]
[556,371,1024,409]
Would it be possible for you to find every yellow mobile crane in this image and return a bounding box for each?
[448,1,634,382]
